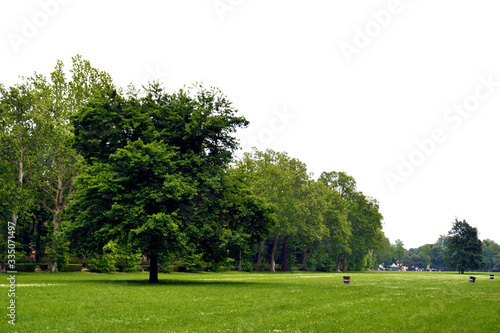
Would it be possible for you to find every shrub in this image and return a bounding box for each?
[115,257,140,272]
[139,264,150,272]
[87,241,121,272]
[88,252,116,273]
[241,260,253,272]
[18,256,35,264]
[45,235,70,269]
[68,257,81,264]
[38,264,49,271]
[60,264,83,272]
[79,257,92,268]
[158,262,173,273]
[16,263,36,272]
[37,257,50,265]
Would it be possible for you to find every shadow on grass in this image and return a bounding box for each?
[28,274,277,287]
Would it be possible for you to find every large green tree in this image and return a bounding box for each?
[347,192,383,271]
[319,171,383,271]
[234,149,313,272]
[0,78,48,271]
[444,218,484,274]
[36,56,111,270]
[0,55,113,271]
[0,80,44,229]
[318,172,351,272]
[66,83,256,282]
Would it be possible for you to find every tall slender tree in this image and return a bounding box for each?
[235,149,311,272]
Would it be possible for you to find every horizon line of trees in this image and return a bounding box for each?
[1,56,498,281]
[374,220,499,273]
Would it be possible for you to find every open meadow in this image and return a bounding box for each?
[2,271,499,332]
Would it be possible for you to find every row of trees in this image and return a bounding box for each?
[373,219,499,273]
[1,56,495,282]
[233,152,384,273]
[0,56,111,271]
[0,56,386,282]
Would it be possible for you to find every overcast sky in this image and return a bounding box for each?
[2,0,499,249]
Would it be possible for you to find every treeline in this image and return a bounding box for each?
[232,151,384,273]
[373,235,500,272]
[0,56,387,280]
[2,57,496,281]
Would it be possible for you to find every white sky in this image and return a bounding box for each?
[1,0,499,249]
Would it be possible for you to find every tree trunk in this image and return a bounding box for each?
[11,212,18,229]
[51,260,58,272]
[335,254,342,273]
[282,235,289,272]
[149,254,159,283]
[238,251,242,273]
[302,246,308,268]
[35,219,43,263]
[270,233,279,272]
[256,240,265,271]
[14,138,23,228]
[50,214,60,272]
[342,256,347,272]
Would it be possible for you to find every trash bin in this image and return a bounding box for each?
[490,275,494,280]
[469,276,476,283]
[343,276,350,284]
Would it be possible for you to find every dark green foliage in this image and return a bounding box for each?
[59,264,83,272]
[482,239,500,271]
[493,254,500,271]
[445,218,484,274]
[88,258,115,273]
[66,83,261,282]
[115,258,140,272]
[38,264,49,271]
[430,243,446,270]
[16,263,37,272]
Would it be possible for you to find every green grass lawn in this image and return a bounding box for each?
[1,271,499,332]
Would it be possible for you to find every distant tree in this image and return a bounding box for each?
[394,239,405,265]
[444,218,484,274]
[346,192,383,271]
[493,254,500,272]
[430,243,445,270]
[319,171,383,271]
[405,252,427,270]
[436,235,449,248]
[482,239,500,271]
[318,172,351,272]
[372,235,393,268]
[419,244,432,267]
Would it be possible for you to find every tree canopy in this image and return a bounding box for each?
[444,218,484,274]
[65,83,273,282]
